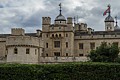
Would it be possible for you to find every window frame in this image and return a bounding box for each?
[54,41,60,48]
[26,48,30,54]
[14,48,18,54]
[79,43,84,49]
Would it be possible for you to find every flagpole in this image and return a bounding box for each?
[108,4,111,16]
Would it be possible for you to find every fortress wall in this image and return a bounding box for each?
[74,38,120,56]
[7,47,39,63]
[6,36,39,46]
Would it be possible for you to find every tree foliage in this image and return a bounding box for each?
[88,42,119,62]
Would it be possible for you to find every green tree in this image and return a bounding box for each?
[88,42,119,62]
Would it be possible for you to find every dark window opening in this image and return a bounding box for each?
[54,41,60,48]
[56,34,58,37]
[14,48,18,54]
[54,52,60,56]
[79,54,83,56]
[66,53,68,56]
[26,48,30,54]
[46,53,48,57]
[46,43,48,48]
[52,34,54,37]
[79,43,83,49]
[59,34,61,37]
[66,42,68,48]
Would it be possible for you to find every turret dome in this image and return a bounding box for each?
[105,15,114,22]
[55,3,66,21]
[55,14,66,21]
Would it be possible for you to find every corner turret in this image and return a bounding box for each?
[104,5,114,31]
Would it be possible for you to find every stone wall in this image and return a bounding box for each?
[39,57,88,63]
[74,38,120,56]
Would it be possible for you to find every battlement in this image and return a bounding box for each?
[42,17,51,25]
[67,17,72,24]
[6,36,39,46]
[11,28,25,36]
[75,23,88,31]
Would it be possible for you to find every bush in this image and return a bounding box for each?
[0,62,120,80]
[88,42,119,62]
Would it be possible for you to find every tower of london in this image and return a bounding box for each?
[0,4,119,64]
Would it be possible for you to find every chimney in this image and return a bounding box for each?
[36,29,41,36]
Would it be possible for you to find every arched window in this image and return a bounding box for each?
[52,34,54,37]
[59,34,61,37]
[56,34,58,37]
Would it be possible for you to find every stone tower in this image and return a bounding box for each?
[104,5,114,31]
[42,17,51,32]
[42,3,74,57]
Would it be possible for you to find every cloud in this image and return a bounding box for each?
[0,0,119,33]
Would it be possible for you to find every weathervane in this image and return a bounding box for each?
[59,3,62,15]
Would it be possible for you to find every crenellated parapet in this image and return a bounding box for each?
[42,17,51,25]
[6,36,40,47]
[11,28,25,36]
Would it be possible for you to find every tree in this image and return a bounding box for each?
[88,42,119,62]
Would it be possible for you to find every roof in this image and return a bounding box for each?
[105,15,114,22]
[74,30,120,36]
[55,14,66,21]
[0,34,11,38]
[0,33,42,38]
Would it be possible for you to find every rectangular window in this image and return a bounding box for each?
[14,48,18,54]
[113,42,118,47]
[26,48,30,54]
[66,42,68,48]
[54,41,60,48]
[66,53,68,56]
[90,42,95,50]
[66,34,68,37]
[79,43,83,49]
[46,53,48,57]
[46,43,48,48]
[54,52,60,56]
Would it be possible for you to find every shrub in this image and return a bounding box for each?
[0,62,120,80]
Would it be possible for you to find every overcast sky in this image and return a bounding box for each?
[0,0,120,34]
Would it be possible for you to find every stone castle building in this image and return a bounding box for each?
[0,4,120,63]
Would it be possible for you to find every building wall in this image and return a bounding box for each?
[0,38,6,57]
[7,47,38,63]
[74,37,120,57]
[6,33,43,63]
[42,19,74,57]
